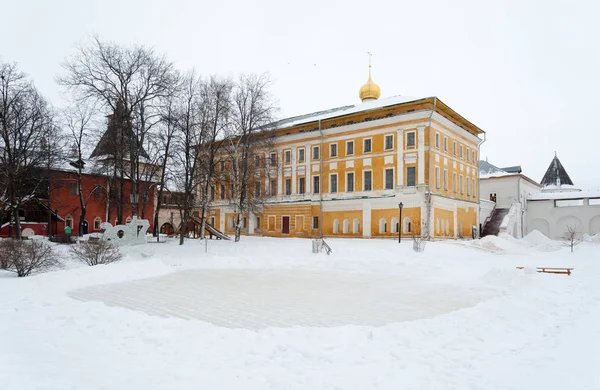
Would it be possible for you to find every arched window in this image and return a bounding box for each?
[379,218,387,234]
[353,218,360,234]
[403,217,412,234]
[333,219,340,234]
[65,214,73,229]
[391,217,399,233]
[342,219,349,234]
[93,217,102,230]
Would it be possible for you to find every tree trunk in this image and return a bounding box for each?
[179,214,187,245]
[13,207,22,240]
[234,213,241,242]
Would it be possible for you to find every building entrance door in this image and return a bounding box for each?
[282,216,290,234]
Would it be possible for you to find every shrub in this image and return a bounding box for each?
[70,240,122,266]
[0,239,61,277]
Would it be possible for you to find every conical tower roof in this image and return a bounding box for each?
[90,101,149,160]
[540,154,574,187]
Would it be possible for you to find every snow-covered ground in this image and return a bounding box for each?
[1,233,599,389]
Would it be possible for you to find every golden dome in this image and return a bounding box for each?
[359,55,381,102]
[359,75,381,102]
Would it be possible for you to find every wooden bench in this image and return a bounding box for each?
[516,266,574,275]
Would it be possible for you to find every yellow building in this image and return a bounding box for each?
[210,66,484,239]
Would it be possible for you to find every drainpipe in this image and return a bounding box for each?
[318,119,324,239]
[425,97,437,239]
[478,132,487,238]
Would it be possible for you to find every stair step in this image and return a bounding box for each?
[482,208,509,237]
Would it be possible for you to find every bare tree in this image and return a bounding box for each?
[564,224,581,253]
[151,98,178,240]
[196,76,232,239]
[63,103,100,236]
[169,72,204,245]
[0,61,58,239]
[225,74,277,242]
[59,36,177,220]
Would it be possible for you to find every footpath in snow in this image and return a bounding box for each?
[1,233,599,389]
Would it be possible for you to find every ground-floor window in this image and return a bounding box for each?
[333,219,339,233]
[353,219,360,234]
[93,217,102,230]
[379,218,387,233]
[312,216,319,229]
[343,219,349,234]
[403,217,412,234]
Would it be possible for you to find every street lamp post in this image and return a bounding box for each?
[398,202,403,243]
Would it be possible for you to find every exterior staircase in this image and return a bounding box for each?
[481,208,509,237]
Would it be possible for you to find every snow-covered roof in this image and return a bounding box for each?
[528,189,600,201]
[273,95,429,129]
[478,160,511,178]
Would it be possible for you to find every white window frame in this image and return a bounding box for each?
[254,181,261,197]
[284,149,291,165]
[363,138,372,154]
[298,148,305,163]
[453,141,457,156]
[384,134,394,151]
[346,140,354,156]
[472,150,476,162]
[312,175,320,194]
[285,178,292,195]
[270,179,277,196]
[435,133,440,149]
[406,166,416,187]
[270,152,277,166]
[466,148,470,162]
[346,172,355,192]
[384,167,394,190]
[453,173,457,193]
[363,170,373,191]
[444,137,448,152]
[329,173,338,193]
[312,145,320,160]
[460,145,464,159]
[466,176,470,196]
[406,131,416,148]
[298,176,305,194]
[329,143,338,158]
[472,178,476,198]
[460,175,464,194]
[435,166,440,189]
[443,169,448,191]
[93,217,102,230]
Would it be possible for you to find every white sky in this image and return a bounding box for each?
[2,0,599,188]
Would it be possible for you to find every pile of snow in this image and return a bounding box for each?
[522,230,564,251]
[466,231,563,254]
[1,236,600,389]
[582,233,600,243]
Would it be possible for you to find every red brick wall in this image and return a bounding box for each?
[50,171,155,236]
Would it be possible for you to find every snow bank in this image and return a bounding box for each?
[1,236,599,390]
